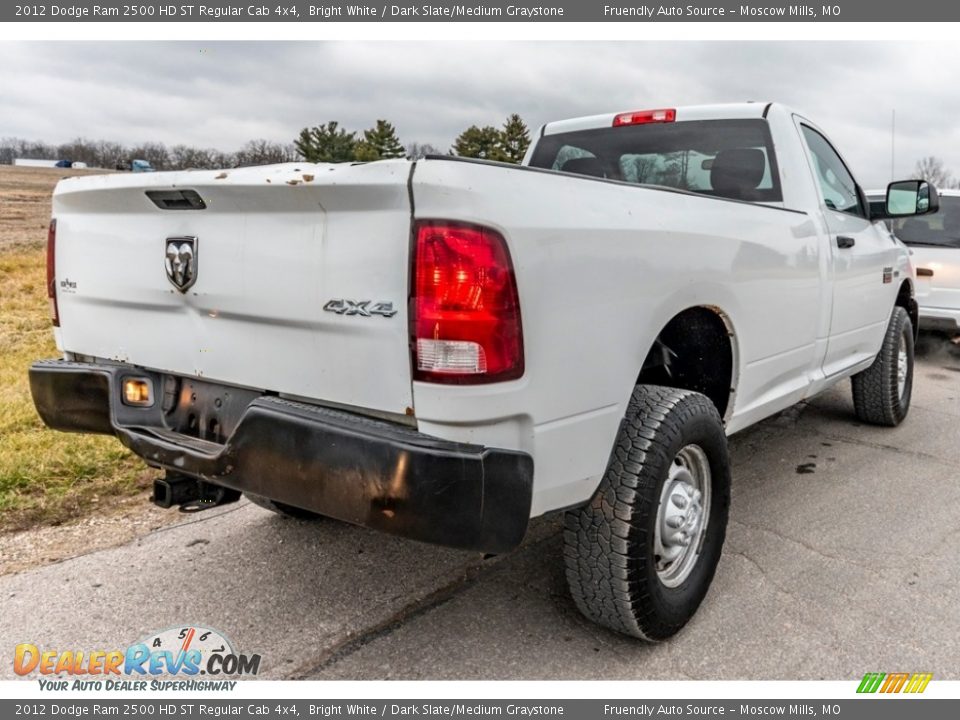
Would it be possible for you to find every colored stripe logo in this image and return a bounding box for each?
[857,672,933,694]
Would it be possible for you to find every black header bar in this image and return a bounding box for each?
[3,1,957,23]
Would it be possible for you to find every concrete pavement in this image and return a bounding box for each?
[2,335,958,681]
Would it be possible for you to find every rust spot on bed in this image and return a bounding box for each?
[302,174,315,182]
[214,172,228,180]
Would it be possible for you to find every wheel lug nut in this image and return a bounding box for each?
[666,516,684,529]
[671,493,688,509]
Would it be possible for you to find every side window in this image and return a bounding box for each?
[800,125,864,217]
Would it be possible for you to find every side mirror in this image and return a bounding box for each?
[876,180,940,219]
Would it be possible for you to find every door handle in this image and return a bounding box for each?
[837,236,856,249]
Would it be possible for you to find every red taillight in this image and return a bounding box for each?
[46,218,59,327]
[411,221,523,384]
[612,108,676,127]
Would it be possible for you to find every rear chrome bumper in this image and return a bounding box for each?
[29,359,533,554]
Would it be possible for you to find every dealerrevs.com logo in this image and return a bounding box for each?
[14,625,260,691]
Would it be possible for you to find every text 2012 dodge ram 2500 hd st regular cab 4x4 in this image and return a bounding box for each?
[30,103,938,640]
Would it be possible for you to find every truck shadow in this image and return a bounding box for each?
[292,347,959,679]
[915,329,960,365]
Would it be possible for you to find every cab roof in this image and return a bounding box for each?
[542,102,778,136]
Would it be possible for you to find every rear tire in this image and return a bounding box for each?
[246,493,324,520]
[851,306,914,427]
[563,385,730,641]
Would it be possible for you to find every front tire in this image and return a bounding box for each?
[851,306,914,427]
[563,385,731,641]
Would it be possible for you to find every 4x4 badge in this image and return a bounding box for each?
[323,299,397,318]
[165,236,198,293]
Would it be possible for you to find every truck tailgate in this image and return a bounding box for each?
[52,161,415,416]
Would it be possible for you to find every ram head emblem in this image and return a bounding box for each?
[164,236,198,292]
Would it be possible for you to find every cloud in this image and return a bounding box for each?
[1,41,958,186]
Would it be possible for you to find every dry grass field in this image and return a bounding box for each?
[0,166,97,250]
[0,166,155,532]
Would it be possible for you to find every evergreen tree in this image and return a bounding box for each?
[353,141,381,162]
[294,121,357,163]
[452,125,503,160]
[360,119,406,160]
[497,114,531,164]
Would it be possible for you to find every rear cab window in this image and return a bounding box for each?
[528,118,783,203]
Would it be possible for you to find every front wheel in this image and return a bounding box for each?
[563,385,731,641]
[851,306,914,427]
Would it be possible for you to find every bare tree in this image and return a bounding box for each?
[629,156,659,184]
[56,138,99,166]
[0,137,56,163]
[93,141,126,170]
[169,145,218,169]
[233,139,297,167]
[406,142,443,159]
[209,150,237,169]
[1,134,319,172]
[914,156,954,188]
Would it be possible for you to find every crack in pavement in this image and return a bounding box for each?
[144,502,248,536]
[289,532,561,679]
[289,477,943,679]
[288,564,483,679]
[790,426,958,470]
[730,518,890,577]
[724,547,847,651]
[726,548,798,599]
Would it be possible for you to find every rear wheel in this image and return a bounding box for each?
[245,493,324,520]
[851,306,914,427]
[563,385,730,640]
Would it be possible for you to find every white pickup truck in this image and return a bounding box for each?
[31,103,939,641]
[870,189,960,333]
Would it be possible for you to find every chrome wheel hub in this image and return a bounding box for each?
[897,332,908,401]
[654,444,711,588]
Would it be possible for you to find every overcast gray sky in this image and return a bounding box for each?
[1,41,958,187]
